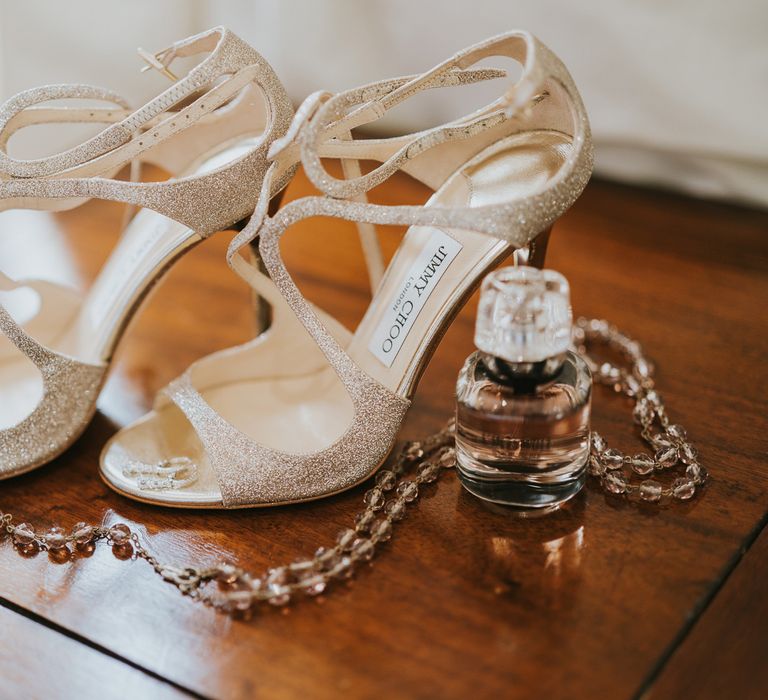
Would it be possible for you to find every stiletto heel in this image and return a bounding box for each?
[102,31,593,508]
[528,228,552,269]
[0,27,295,478]
[514,226,552,268]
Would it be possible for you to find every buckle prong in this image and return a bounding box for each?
[137,47,178,82]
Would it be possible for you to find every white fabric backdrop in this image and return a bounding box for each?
[1,0,766,206]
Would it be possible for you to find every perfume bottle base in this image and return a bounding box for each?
[455,448,588,510]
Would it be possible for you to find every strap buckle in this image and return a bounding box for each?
[137,47,178,82]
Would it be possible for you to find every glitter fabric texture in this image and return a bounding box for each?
[0,85,133,179]
[0,27,296,234]
[299,32,593,242]
[0,303,105,476]
[111,31,594,508]
[160,372,409,507]
[0,27,295,477]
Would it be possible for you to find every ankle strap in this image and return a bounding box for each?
[0,27,295,234]
[0,27,245,179]
[0,85,133,179]
[299,31,583,200]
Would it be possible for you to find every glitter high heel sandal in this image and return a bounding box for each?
[0,27,296,478]
[100,31,593,508]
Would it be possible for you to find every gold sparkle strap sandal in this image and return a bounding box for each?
[0,27,295,479]
[246,60,509,300]
[100,30,592,508]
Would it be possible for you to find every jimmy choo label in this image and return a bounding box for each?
[369,229,463,367]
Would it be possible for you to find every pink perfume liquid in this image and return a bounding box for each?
[456,351,591,508]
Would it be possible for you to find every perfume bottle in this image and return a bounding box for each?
[455,267,591,509]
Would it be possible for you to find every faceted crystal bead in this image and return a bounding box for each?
[624,375,640,396]
[599,362,620,383]
[363,488,386,510]
[672,478,696,500]
[267,584,290,606]
[314,546,331,562]
[634,358,652,379]
[12,523,36,546]
[370,519,393,544]
[384,500,407,522]
[639,480,663,502]
[405,443,424,461]
[336,528,357,551]
[266,567,288,586]
[71,523,94,546]
[589,454,604,475]
[375,470,397,491]
[680,444,698,465]
[226,590,254,612]
[331,556,354,580]
[685,463,706,483]
[629,454,655,476]
[417,463,441,484]
[109,523,131,545]
[591,433,606,453]
[395,481,419,502]
[437,449,456,468]
[313,547,339,571]
[645,390,660,406]
[625,340,642,358]
[216,564,240,584]
[354,510,376,534]
[351,538,375,562]
[601,448,624,471]
[289,559,314,576]
[633,400,652,425]
[603,471,627,494]
[667,424,687,441]
[650,433,673,448]
[300,574,327,597]
[45,526,68,550]
[655,446,678,468]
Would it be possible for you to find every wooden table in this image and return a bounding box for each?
[1,168,766,700]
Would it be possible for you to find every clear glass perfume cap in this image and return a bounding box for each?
[475,267,572,363]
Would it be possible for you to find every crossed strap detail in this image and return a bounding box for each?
[150,31,593,505]
[0,26,295,235]
[0,85,134,179]
[0,25,294,371]
[231,30,592,293]
[299,31,588,203]
[0,28,298,475]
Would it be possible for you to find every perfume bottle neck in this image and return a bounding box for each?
[481,352,567,392]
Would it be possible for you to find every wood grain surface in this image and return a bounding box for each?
[0,605,186,699]
[0,168,766,700]
[647,517,768,700]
